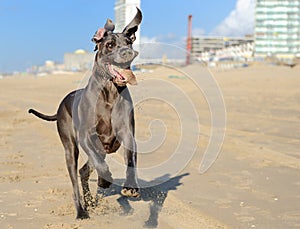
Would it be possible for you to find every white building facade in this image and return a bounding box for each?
[192,36,254,62]
[114,0,141,45]
[255,0,300,58]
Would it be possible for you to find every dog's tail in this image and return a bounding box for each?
[28,109,57,121]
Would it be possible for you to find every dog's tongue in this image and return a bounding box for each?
[119,69,137,85]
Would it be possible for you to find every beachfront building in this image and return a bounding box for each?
[64,49,94,71]
[192,36,253,54]
[254,0,300,58]
[192,36,254,62]
[114,0,141,45]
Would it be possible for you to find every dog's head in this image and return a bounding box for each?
[92,8,142,86]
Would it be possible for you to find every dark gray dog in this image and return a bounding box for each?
[28,8,142,219]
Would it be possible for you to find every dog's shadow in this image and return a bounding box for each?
[94,173,189,228]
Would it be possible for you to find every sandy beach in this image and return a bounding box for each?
[0,63,299,228]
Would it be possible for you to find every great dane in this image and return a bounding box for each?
[29,8,142,219]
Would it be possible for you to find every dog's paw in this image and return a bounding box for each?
[98,177,112,189]
[121,187,140,198]
[144,218,158,228]
[76,208,90,220]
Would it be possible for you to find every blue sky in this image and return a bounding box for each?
[0,0,255,72]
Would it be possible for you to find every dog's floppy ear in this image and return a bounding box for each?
[92,19,116,51]
[92,28,106,44]
[122,7,142,42]
[92,19,115,44]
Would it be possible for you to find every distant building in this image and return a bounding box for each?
[114,0,141,45]
[191,36,254,62]
[255,0,300,58]
[34,60,64,74]
[64,49,94,71]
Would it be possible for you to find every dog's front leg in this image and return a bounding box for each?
[120,133,140,198]
[79,129,113,188]
[112,98,140,198]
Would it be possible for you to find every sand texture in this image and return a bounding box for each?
[0,64,299,228]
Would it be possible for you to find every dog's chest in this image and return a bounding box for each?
[96,109,120,154]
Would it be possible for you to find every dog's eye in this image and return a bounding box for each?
[126,38,133,45]
[106,42,114,49]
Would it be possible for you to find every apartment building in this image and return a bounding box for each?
[255,0,300,58]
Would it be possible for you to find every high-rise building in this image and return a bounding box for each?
[254,0,300,58]
[114,0,141,45]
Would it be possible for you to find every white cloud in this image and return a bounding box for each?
[211,0,255,37]
[138,36,185,60]
[140,36,158,43]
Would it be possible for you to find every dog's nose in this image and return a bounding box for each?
[119,48,136,60]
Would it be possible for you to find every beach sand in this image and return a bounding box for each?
[0,64,299,228]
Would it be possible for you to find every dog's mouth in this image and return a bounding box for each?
[107,64,137,86]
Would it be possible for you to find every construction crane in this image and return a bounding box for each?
[186,14,193,65]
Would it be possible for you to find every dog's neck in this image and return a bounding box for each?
[92,54,111,81]
[85,58,129,104]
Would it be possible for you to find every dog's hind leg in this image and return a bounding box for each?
[65,144,89,219]
[79,160,95,209]
[57,119,89,219]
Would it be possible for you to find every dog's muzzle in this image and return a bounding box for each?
[106,47,138,86]
[108,64,137,86]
